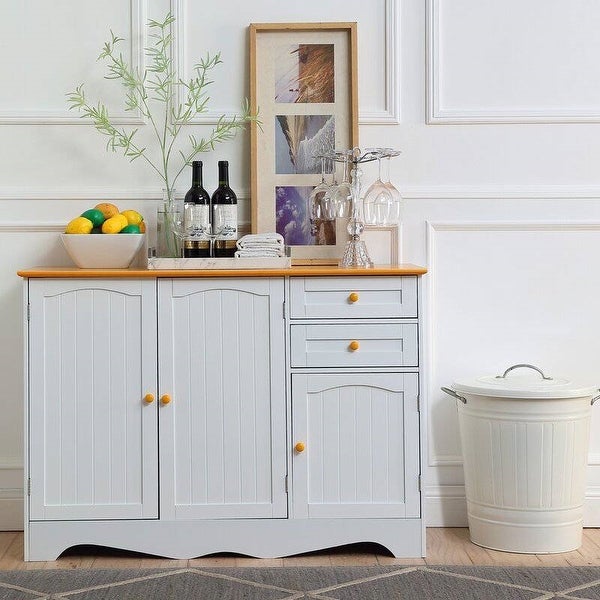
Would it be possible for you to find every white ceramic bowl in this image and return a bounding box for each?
[61,233,145,268]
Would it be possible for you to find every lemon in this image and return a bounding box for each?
[81,208,105,228]
[65,216,93,234]
[120,224,141,234]
[102,214,128,234]
[94,202,120,219]
[121,210,143,226]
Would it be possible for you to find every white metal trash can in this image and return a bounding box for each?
[442,364,600,554]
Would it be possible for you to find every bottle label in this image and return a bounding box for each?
[184,204,209,239]
[213,205,237,240]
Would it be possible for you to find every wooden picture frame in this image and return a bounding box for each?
[249,22,358,263]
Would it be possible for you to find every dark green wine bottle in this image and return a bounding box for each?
[211,161,238,258]
[183,161,210,258]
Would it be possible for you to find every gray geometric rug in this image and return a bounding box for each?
[3,566,600,599]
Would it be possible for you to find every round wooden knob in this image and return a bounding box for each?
[143,393,155,404]
[349,340,360,351]
[294,442,306,453]
[348,292,359,303]
[160,394,172,405]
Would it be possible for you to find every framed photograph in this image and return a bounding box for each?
[249,22,358,263]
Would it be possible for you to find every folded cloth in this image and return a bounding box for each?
[235,248,284,258]
[237,233,284,250]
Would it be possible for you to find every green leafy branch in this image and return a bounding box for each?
[66,12,257,199]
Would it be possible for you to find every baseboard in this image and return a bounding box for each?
[0,497,23,531]
[426,486,600,527]
[425,486,468,527]
[0,464,23,531]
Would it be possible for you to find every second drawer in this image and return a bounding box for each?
[290,323,418,368]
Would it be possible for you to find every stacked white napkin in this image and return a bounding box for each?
[235,233,285,258]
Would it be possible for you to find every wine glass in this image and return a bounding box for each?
[201,222,224,258]
[382,150,403,222]
[309,157,333,234]
[362,151,394,225]
[332,152,352,218]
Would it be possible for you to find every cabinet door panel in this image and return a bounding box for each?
[292,373,420,519]
[28,279,158,520]
[159,278,287,519]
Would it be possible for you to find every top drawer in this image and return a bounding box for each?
[289,276,417,319]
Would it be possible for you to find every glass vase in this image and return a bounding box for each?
[156,188,182,258]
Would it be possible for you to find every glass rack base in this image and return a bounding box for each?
[339,236,374,268]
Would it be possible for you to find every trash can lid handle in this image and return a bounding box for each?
[496,364,553,381]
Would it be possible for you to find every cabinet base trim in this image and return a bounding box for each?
[27,518,424,561]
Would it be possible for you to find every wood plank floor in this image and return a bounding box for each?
[3,529,600,569]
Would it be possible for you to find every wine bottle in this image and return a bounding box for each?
[183,160,210,258]
[211,160,238,258]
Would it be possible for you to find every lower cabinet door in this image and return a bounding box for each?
[28,279,158,520]
[291,372,420,519]
[158,278,288,519]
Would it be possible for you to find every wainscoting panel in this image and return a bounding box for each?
[427,0,600,123]
[425,221,600,525]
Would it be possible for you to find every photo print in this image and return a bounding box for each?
[275,114,335,174]
[276,185,336,246]
[275,44,335,103]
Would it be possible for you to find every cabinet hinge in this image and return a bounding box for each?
[27,303,30,322]
[416,394,420,413]
[284,475,288,493]
[282,301,286,319]
[418,475,422,492]
[27,478,31,496]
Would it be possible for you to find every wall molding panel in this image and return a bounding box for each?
[359,0,401,125]
[0,0,146,125]
[173,0,400,125]
[426,0,600,124]
[425,220,600,468]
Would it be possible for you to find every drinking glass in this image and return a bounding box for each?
[383,151,403,221]
[309,157,335,234]
[332,153,352,218]
[201,222,224,258]
[362,152,394,225]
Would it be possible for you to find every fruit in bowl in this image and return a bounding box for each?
[62,203,146,268]
[65,204,145,235]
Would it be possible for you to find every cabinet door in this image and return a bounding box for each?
[292,373,420,519]
[28,279,158,520]
[158,278,287,519]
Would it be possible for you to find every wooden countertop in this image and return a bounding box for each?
[18,264,427,278]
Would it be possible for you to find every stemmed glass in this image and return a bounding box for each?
[362,150,394,225]
[383,150,403,221]
[332,152,352,218]
[309,157,335,234]
[201,222,224,258]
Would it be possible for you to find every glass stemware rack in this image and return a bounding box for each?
[317,147,401,268]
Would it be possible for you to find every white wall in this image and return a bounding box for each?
[2,0,600,529]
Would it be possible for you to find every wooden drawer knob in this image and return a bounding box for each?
[348,292,359,303]
[143,393,155,404]
[160,394,172,405]
[294,442,306,453]
[349,340,360,351]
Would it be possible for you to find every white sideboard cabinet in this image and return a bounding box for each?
[20,265,426,561]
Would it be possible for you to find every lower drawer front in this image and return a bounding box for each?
[290,323,418,368]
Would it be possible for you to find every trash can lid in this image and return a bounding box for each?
[452,363,599,399]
